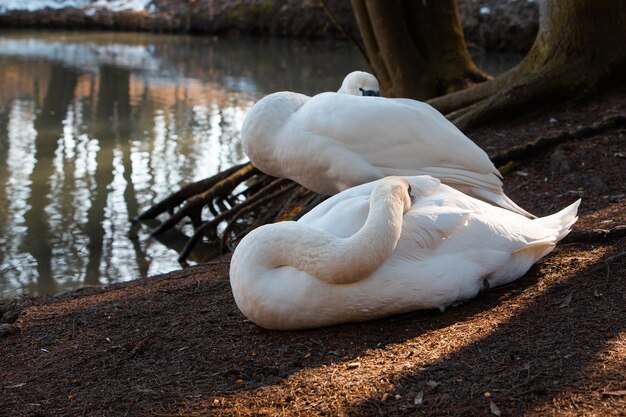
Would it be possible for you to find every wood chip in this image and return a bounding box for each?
[414,391,424,405]
[490,400,502,416]
[346,361,361,369]
[558,292,572,308]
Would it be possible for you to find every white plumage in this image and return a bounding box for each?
[230,176,579,330]
[241,71,532,217]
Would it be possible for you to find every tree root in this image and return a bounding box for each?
[490,115,626,171]
[430,43,624,132]
[136,162,253,222]
[137,162,318,264]
[565,226,626,245]
[428,66,519,115]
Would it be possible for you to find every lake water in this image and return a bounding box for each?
[0,30,522,299]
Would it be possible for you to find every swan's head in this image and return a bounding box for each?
[374,176,412,213]
[337,71,380,97]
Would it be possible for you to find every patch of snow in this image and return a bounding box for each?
[89,0,150,13]
[480,6,491,16]
[0,0,151,14]
[0,0,90,13]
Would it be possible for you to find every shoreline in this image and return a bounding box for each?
[0,0,539,52]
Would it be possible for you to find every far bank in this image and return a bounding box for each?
[0,0,539,52]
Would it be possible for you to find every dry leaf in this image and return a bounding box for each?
[414,391,424,405]
[490,400,501,416]
[381,393,389,401]
[427,380,439,388]
[559,293,572,308]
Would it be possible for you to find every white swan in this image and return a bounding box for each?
[230,176,579,330]
[241,71,533,217]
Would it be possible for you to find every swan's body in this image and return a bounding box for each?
[230,176,579,330]
[241,71,532,217]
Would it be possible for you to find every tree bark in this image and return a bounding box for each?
[351,0,489,99]
[430,0,626,130]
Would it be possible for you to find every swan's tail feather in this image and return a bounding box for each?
[488,199,580,289]
[470,188,536,218]
[533,199,581,242]
[417,166,535,218]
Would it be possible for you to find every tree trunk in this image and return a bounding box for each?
[351,0,489,99]
[430,0,626,130]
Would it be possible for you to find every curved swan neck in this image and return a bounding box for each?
[243,177,410,285]
[241,92,309,176]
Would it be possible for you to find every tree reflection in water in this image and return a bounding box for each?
[0,31,369,298]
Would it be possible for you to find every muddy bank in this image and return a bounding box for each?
[0,0,539,52]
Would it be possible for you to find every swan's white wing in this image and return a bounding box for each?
[283,94,502,193]
[393,207,472,261]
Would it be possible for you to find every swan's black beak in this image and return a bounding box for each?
[359,88,380,97]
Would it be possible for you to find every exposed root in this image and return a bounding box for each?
[136,162,252,221]
[565,226,626,244]
[145,163,260,236]
[137,161,318,264]
[444,98,485,124]
[178,179,298,263]
[428,67,517,115]
[449,71,556,131]
[491,115,626,170]
[218,179,297,254]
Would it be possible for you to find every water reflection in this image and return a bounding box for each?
[0,30,522,299]
[0,30,372,298]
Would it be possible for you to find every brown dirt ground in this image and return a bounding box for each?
[1,88,625,417]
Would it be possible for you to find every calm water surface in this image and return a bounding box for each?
[0,30,521,298]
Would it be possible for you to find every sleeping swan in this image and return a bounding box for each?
[230,176,579,330]
[241,71,533,217]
